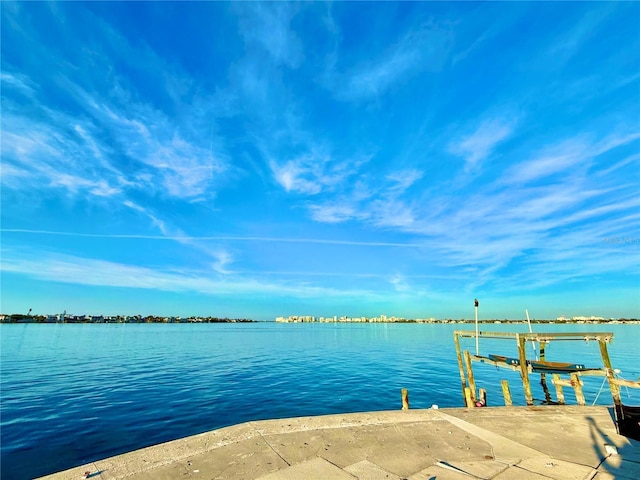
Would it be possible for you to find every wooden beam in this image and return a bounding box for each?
[501,380,512,406]
[517,334,534,405]
[464,387,473,408]
[552,374,565,405]
[613,378,640,388]
[599,339,622,406]
[464,350,477,403]
[454,331,468,406]
[401,388,409,410]
[571,373,585,406]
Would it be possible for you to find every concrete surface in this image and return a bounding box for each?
[39,406,640,480]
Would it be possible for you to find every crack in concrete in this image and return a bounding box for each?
[250,422,291,468]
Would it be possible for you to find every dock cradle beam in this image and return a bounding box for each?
[452,330,632,407]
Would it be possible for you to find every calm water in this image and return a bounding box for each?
[1,322,639,479]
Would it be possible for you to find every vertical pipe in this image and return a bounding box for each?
[475,304,479,355]
[526,309,537,360]
[517,334,533,405]
[464,350,477,403]
[454,331,468,405]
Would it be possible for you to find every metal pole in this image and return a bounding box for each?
[526,309,537,360]
[474,299,479,355]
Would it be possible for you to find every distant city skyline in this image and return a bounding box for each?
[2,3,639,321]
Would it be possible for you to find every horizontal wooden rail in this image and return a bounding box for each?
[613,378,640,388]
[552,377,583,388]
[454,330,613,343]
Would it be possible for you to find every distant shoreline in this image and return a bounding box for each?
[1,316,638,325]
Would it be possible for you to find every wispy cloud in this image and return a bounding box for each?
[2,2,638,318]
[235,3,303,69]
[121,201,236,274]
[1,250,378,299]
[1,71,38,99]
[1,5,228,204]
[269,148,364,196]
[386,169,423,192]
[309,203,367,224]
[449,118,516,171]
[306,166,421,229]
[503,131,640,185]
[327,21,454,101]
[546,6,615,64]
[1,106,125,198]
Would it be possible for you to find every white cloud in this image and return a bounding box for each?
[212,250,234,274]
[386,169,423,192]
[305,166,422,228]
[1,71,38,99]
[1,4,229,203]
[236,3,303,69]
[546,7,614,64]
[449,118,515,171]
[121,201,237,275]
[370,199,416,229]
[309,203,365,224]
[503,131,639,185]
[329,21,454,101]
[1,109,124,198]
[0,250,376,299]
[270,158,322,195]
[269,149,363,196]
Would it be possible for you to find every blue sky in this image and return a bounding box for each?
[1,2,639,320]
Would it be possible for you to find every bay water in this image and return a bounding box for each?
[1,322,639,479]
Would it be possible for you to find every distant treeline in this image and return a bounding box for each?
[0,314,256,324]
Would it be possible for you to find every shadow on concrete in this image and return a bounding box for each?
[587,415,640,479]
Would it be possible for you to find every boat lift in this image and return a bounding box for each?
[453,330,640,439]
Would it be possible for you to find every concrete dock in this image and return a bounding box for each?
[40,406,640,480]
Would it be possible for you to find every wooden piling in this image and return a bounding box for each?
[454,332,469,406]
[464,350,477,403]
[538,342,552,403]
[401,388,409,410]
[599,338,622,407]
[552,374,565,405]
[517,334,534,405]
[501,380,512,406]
[479,388,487,407]
[571,373,585,406]
[464,387,473,408]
